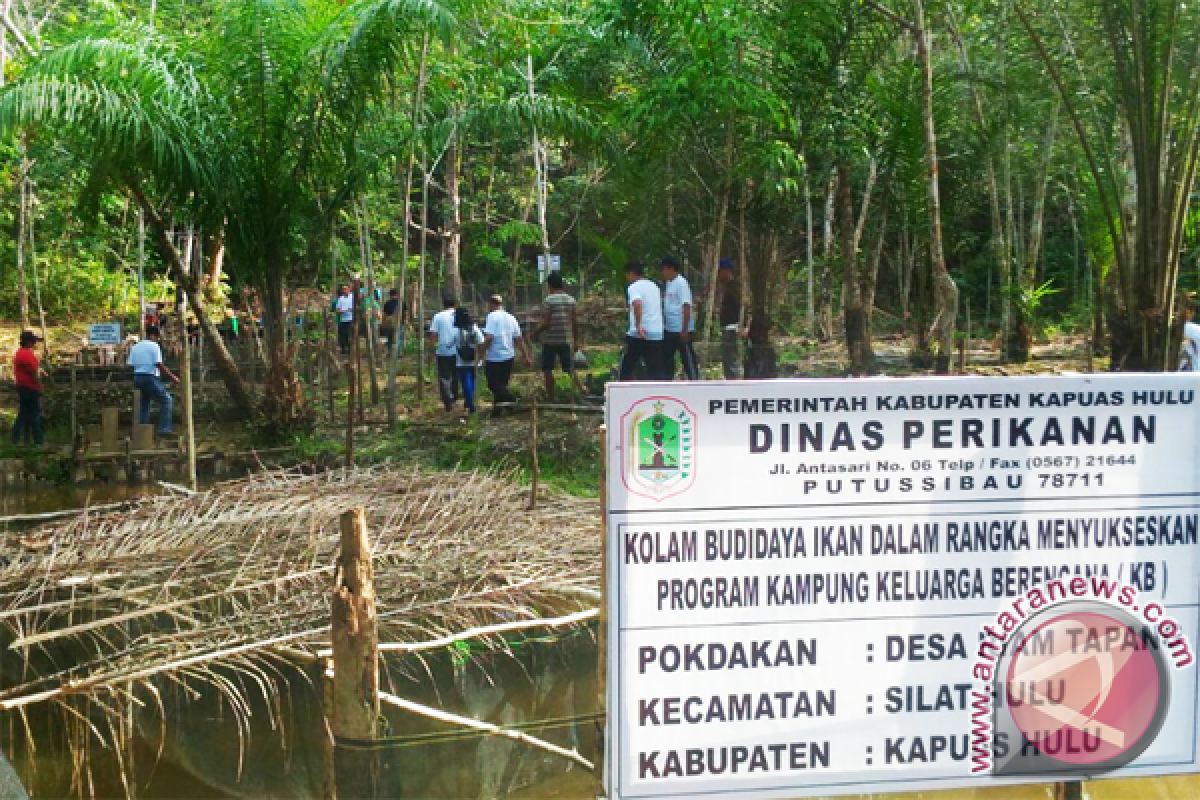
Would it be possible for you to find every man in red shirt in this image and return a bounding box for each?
[11,330,44,446]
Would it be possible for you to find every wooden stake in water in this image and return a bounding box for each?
[330,508,380,799]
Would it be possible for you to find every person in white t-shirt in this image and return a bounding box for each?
[332,284,355,354]
[618,262,665,381]
[427,295,461,411]
[482,295,531,408]
[127,325,179,435]
[453,307,485,414]
[1181,305,1200,371]
[660,255,699,380]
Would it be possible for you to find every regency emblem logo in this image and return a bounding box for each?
[621,396,697,502]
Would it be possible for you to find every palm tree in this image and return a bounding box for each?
[0,0,455,428]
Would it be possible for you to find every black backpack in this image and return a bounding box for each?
[456,328,477,362]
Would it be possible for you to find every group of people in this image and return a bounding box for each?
[426,273,585,414]
[332,283,407,355]
[9,324,177,448]
[618,256,742,382]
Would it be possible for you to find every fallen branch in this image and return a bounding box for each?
[324,666,594,773]
[316,608,598,658]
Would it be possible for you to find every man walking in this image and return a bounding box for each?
[428,295,461,411]
[333,284,354,354]
[618,262,664,381]
[535,272,585,400]
[660,256,699,380]
[482,294,531,408]
[128,325,179,436]
[381,288,404,350]
[717,259,742,380]
[11,330,44,446]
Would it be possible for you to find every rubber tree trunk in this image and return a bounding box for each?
[840,165,871,375]
[130,184,255,417]
[443,127,464,300]
[914,0,959,374]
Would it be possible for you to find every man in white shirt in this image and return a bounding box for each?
[482,294,531,408]
[660,256,699,380]
[1181,305,1200,371]
[618,262,665,381]
[127,325,179,435]
[427,295,461,411]
[332,284,354,354]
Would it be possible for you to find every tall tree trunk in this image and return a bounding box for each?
[14,160,29,330]
[259,267,306,430]
[388,32,429,429]
[444,128,464,299]
[129,184,254,417]
[947,9,1011,350]
[863,201,889,338]
[818,172,838,341]
[804,159,815,336]
[840,164,870,375]
[357,199,381,405]
[526,49,552,263]
[1009,99,1060,363]
[701,115,737,349]
[913,0,958,374]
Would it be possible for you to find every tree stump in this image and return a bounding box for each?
[330,508,380,799]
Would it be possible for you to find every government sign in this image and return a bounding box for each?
[604,374,1200,799]
[88,322,123,346]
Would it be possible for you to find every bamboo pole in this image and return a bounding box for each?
[528,397,540,510]
[596,425,608,794]
[137,209,146,338]
[181,289,197,491]
[330,508,380,800]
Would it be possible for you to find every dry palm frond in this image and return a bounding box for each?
[0,465,600,789]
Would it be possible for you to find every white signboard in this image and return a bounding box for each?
[88,323,123,346]
[605,375,1200,800]
[538,254,562,282]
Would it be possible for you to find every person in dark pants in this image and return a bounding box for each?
[453,308,485,414]
[660,256,699,380]
[535,272,585,400]
[427,295,461,411]
[333,284,354,354]
[482,295,531,409]
[618,262,665,381]
[717,259,743,380]
[11,330,44,446]
[127,325,180,435]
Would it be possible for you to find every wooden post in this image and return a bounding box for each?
[102,407,120,453]
[1054,781,1083,800]
[595,425,608,796]
[69,366,78,453]
[330,508,380,800]
[345,360,356,468]
[181,290,198,491]
[528,398,540,510]
[352,279,364,425]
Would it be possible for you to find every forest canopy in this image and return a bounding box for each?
[1,0,1199,425]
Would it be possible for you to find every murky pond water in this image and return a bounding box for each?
[3,484,1198,799]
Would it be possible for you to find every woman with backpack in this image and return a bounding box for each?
[454,307,485,414]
